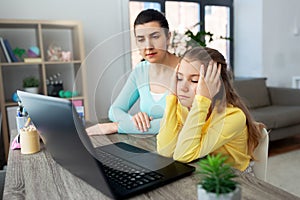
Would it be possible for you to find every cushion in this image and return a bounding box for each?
[233,78,271,109]
[250,106,300,129]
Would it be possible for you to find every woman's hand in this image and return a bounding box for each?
[132,112,153,132]
[86,122,118,136]
[196,61,221,99]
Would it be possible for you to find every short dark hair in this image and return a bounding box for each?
[134,9,169,36]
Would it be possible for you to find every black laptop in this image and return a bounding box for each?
[17,90,195,199]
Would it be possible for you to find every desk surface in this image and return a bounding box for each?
[3,131,300,200]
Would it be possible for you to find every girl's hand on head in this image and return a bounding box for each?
[132,112,153,132]
[196,61,221,99]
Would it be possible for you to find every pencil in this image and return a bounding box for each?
[25,117,31,127]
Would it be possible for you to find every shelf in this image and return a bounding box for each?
[4,101,18,107]
[0,19,88,163]
[0,60,82,66]
[45,60,82,65]
[0,62,42,66]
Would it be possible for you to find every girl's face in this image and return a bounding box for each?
[135,21,170,63]
[176,59,202,108]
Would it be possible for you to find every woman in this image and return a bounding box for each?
[86,9,180,135]
[157,47,262,172]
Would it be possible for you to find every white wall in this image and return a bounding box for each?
[263,0,300,87]
[234,0,300,87]
[234,0,263,77]
[0,0,132,121]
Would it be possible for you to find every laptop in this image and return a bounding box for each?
[17,90,195,199]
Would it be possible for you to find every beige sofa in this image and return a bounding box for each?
[233,77,300,141]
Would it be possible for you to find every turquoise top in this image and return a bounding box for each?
[108,61,167,134]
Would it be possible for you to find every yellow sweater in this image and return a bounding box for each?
[157,95,251,171]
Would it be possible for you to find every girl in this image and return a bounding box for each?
[157,47,262,171]
[87,9,180,135]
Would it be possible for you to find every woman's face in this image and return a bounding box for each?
[135,21,170,63]
[176,59,202,108]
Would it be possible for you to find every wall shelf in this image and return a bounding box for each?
[0,19,88,163]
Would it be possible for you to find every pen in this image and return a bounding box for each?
[17,101,24,117]
[22,108,28,117]
[17,109,22,117]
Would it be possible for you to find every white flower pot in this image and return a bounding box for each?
[197,185,241,200]
[24,87,39,94]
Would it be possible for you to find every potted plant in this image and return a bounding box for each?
[169,22,232,57]
[23,76,39,94]
[197,153,241,200]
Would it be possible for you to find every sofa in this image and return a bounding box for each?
[233,77,300,141]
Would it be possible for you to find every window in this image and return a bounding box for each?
[129,0,233,69]
[204,5,230,65]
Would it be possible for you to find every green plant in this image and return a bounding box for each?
[198,153,238,196]
[23,76,39,88]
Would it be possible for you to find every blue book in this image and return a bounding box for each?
[0,37,11,63]
[4,39,19,62]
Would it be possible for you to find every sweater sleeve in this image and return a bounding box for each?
[173,95,247,163]
[108,68,140,132]
[108,63,161,134]
[157,95,183,156]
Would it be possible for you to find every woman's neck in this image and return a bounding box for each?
[159,52,180,68]
[150,52,180,73]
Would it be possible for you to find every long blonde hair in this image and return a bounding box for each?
[183,47,261,159]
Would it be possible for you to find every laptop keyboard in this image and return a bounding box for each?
[95,149,163,190]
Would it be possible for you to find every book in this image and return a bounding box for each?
[24,57,42,63]
[71,100,84,124]
[0,37,11,63]
[0,42,5,62]
[3,39,19,62]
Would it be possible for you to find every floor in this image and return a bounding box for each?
[267,135,300,198]
[268,135,300,157]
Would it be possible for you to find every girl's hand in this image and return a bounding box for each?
[196,61,221,99]
[132,112,153,132]
[86,122,118,136]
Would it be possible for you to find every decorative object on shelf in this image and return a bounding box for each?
[58,90,78,98]
[27,46,40,58]
[23,76,39,94]
[47,73,63,97]
[12,91,20,102]
[13,47,26,61]
[197,154,241,200]
[61,51,72,62]
[47,44,72,61]
[47,44,62,61]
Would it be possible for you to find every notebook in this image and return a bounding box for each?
[17,90,195,199]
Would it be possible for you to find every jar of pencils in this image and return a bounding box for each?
[20,124,40,154]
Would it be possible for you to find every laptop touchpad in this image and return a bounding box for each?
[128,153,175,171]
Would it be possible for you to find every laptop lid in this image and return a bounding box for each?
[17,90,195,199]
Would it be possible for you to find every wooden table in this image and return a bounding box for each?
[3,130,300,200]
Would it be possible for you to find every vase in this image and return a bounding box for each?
[197,185,241,200]
[24,87,39,94]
